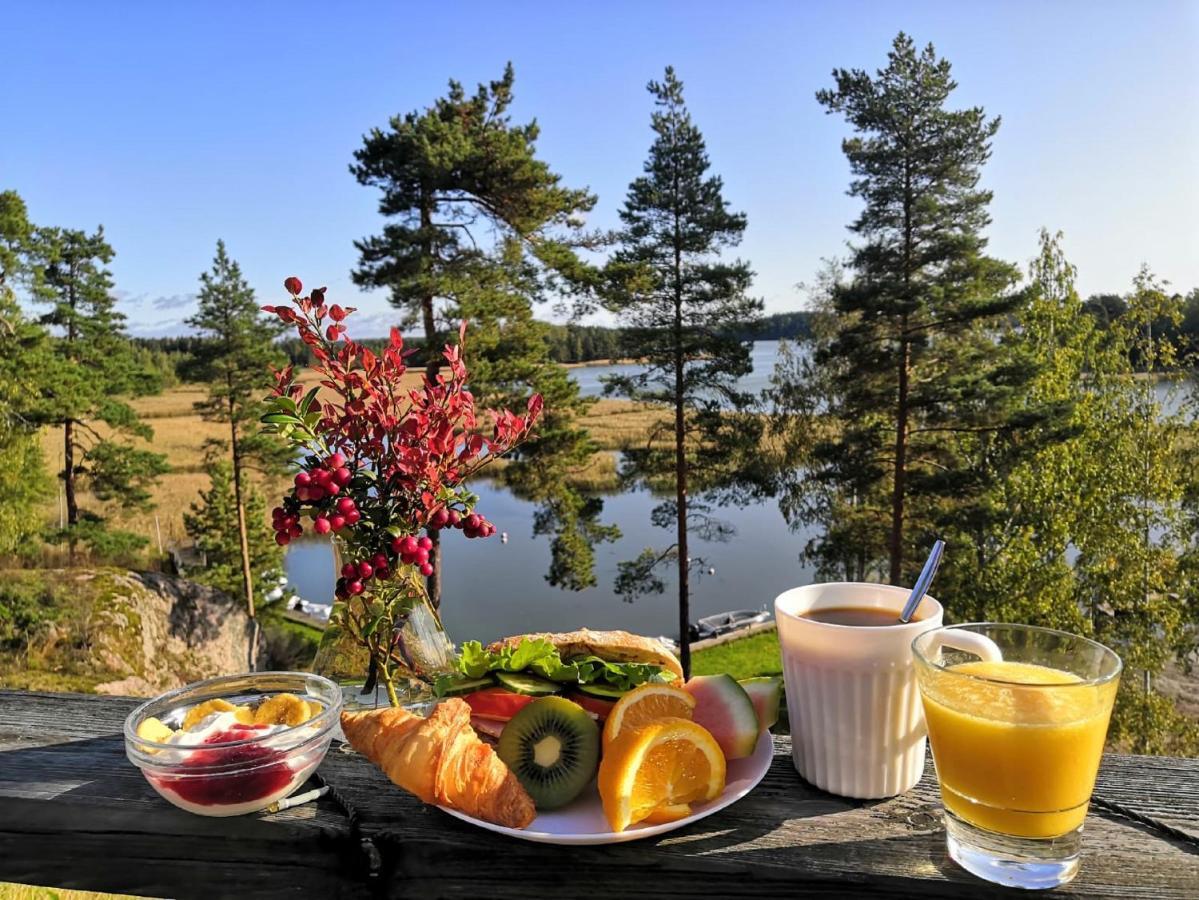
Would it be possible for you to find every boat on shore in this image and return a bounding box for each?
[688,609,773,642]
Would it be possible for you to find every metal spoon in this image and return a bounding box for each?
[898,540,945,623]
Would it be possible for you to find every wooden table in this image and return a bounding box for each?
[1,690,1196,898]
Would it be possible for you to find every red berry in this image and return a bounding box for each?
[399,536,418,555]
[313,468,332,485]
[313,517,331,535]
[341,563,357,578]
[307,485,326,502]
[330,514,346,530]
[429,508,449,529]
[336,497,356,515]
[419,563,434,577]
[284,276,303,295]
[371,553,388,570]
[327,452,346,469]
[389,537,404,553]
[414,548,429,565]
[418,536,433,551]
[464,514,482,531]
[294,472,311,488]
[288,524,303,538]
[463,528,477,539]
[374,566,391,580]
[333,467,352,486]
[274,532,290,546]
[357,561,374,579]
[347,580,364,596]
[447,510,461,527]
[325,482,341,496]
[271,507,285,520]
[344,509,361,525]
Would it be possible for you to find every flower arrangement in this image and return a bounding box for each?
[261,276,542,704]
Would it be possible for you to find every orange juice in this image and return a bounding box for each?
[918,660,1118,838]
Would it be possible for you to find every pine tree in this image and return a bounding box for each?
[184,458,283,609]
[0,191,52,555]
[604,67,763,677]
[351,63,615,601]
[801,33,1025,584]
[184,240,287,669]
[26,224,168,561]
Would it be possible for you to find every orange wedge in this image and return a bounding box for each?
[598,717,726,833]
[642,803,692,824]
[603,682,696,747]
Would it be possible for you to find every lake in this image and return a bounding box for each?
[284,340,1194,643]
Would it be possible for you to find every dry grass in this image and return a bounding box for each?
[577,399,673,451]
[32,382,661,555]
[0,885,149,900]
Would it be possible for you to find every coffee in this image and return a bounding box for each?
[801,605,919,627]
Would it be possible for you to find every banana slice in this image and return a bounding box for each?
[232,705,256,725]
[305,699,323,720]
[136,716,175,743]
[181,698,236,731]
[253,693,312,727]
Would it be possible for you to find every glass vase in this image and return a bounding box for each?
[312,538,455,712]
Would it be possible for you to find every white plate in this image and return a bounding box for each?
[440,730,775,845]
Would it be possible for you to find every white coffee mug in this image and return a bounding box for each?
[774,582,943,799]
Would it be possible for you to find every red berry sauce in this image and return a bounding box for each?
[153,724,295,807]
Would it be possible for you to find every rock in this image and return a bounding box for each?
[0,568,257,697]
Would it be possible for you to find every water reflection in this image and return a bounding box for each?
[284,340,1194,644]
[285,477,818,646]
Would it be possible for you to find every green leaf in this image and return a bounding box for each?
[299,385,321,415]
[261,413,300,425]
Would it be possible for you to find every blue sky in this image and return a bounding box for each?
[3,1,1196,336]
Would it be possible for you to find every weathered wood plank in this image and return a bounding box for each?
[1,690,1196,899]
[0,691,366,899]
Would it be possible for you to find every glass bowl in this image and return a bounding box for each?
[124,671,342,817]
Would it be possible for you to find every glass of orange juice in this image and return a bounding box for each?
[911,624,1121,890]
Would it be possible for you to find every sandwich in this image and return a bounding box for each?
[435,628,683,739]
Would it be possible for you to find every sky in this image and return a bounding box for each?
[3,1,1197,337]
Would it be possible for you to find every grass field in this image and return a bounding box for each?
[32,382,674,561]
[691,629,782,680]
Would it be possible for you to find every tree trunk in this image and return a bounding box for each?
[890,163,914,586]
[418,186,442,608]
[63,419,78,563]
[889,331,910,585]
[228,400,258,672]
[672,221,690,679]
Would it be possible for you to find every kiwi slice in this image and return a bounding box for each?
[498,696,599,810]
[495,671,561,696]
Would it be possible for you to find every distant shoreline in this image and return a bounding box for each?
[560,357,644,369]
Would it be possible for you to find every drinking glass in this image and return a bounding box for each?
[912,624,1121,890]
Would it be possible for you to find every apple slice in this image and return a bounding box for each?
[684,674,760,759]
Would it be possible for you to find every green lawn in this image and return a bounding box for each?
[690,629,781,680]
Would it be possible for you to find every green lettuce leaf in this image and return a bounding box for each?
[445,638,673,693]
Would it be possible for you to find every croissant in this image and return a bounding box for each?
[340,698,536,829]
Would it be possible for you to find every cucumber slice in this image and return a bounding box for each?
[576,682,627,700]
[495,671,562,696]
[440,676,495,697]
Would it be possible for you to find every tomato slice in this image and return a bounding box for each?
[569,692,616,721]
[461,688,537,721]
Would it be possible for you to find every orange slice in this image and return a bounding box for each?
[642,803,692,824]
[598,717,726,833]
[603,683,696,747]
